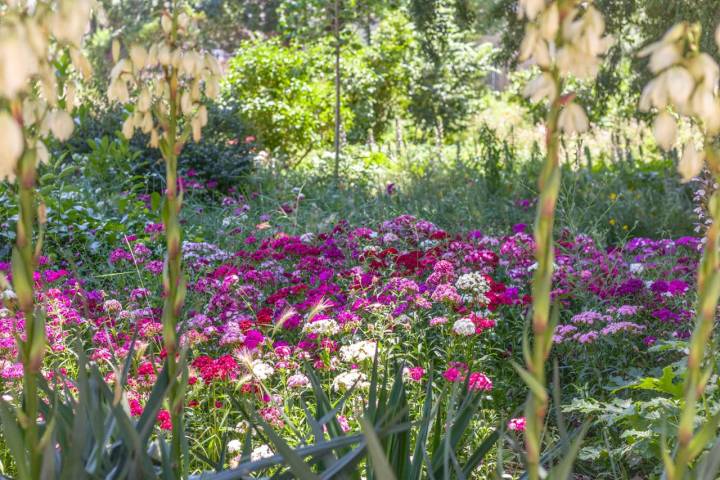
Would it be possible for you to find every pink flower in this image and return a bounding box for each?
[508,417,526,432]
[443,367,463,383]
[468,372,493,391]
[157,410,172,430]
[406,367,425,382]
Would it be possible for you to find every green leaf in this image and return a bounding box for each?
[461,428,499,477]
[253,408,320,480]
[0,399,30,480]
[546,423,590,480]
[360,417,397,480]
[687,412,720,461]
[511,360,548,403]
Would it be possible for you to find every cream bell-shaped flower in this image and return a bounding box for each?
[0,113,24,181]
[129,45,148,71]
[678,142,705,182]
[652,112,678,151]
[0,34,40,99]
[665,66,695,110]
[558,102,589,134]
[518,0,546,21]
[48,109,75,141]
[523,73,557,103]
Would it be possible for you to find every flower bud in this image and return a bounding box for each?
[652,111,677,151]
[112,39,121,63]
[130,45,148,71]
[49,110,74,141]
[558,102,589,134]
[0,113,24,181]
[678,142,704,182]
[161,13,173,34]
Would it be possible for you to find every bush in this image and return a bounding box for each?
[224,39,344,163]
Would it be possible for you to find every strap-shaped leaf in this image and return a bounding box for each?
[360,417,397,480]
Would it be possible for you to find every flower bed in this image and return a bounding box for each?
[0,206,701,467]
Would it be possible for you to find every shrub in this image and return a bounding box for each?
[224,39,345,163]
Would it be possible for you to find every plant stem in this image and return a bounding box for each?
[669,145,720,479]
[15,143,41,479]
[525,73,563,480]
[161,4,187,477]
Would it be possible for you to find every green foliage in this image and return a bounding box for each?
[224,39,343,162]
[408,0,495,134]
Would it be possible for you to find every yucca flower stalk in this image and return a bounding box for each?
[0,2,91,477]
[108,2,220,476]
[638,22,720,479]
[515,1,611,478]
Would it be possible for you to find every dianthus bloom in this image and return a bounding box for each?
[468,372,493,391]
[430,316,448,326]
[452,317,476,336]
[405,366,425,382]
[431,283,461,304]
[443,367,463,383]
[250,444,274,462]
[332,371,369,392]
[302,318,340,336]
[339,340,377,363]
[251,360,274,381]
[287,373,310,389]
[508,417,526,432]
[157,410,172,430]
[103,299,122,314]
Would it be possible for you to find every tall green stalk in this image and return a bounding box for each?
[524,72,563,480]
[14,140,43,480]
[667,145,720,479]
[160,9,189,478]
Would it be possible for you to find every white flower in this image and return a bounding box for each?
[227,439,242,454]
[0,113,24,181]
[452,317,476,336]
[250,444,274,462]
[518,0,546,21]
[558,102,589,134]
[523,73,557,103]
[652,112,677,151]
[251,360,274,381]
[0,34,39,98]
[339,341,377,363]
[48,110,74,141]
[332,371,369,392]
[678,143,705,182]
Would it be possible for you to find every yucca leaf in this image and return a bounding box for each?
[510,361,548,403]
[545,423,589,480]
[360,417,397,480]
[409,375,435,480]
[687,412,720,461]
[252,409,319,480]
[461,428,499,477]
[695,433,720,479]
[0,399,30,480]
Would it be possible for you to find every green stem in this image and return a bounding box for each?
[161,5,187,477]
[525,75,563,480]
[15,145,41,479]
[669,146,720,480]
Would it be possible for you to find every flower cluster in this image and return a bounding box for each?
[108,10,221,145]
[0,0,93,180]
[639,22,720,180]
[519,0,613,133]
